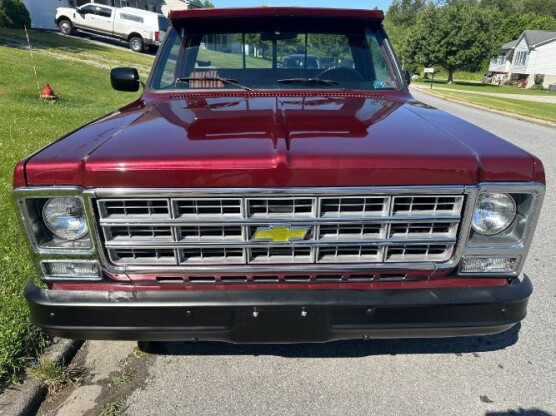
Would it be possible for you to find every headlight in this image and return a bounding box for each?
[42,197,89,240]
[472,193,516,235]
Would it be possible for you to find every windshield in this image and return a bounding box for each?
[150,17,400,91]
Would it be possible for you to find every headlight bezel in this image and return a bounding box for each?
[14,187,95,255]
[460,182,545,277]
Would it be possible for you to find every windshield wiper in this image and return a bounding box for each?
[175,76,254,91]
[276,78,341,87]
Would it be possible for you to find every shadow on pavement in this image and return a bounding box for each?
[485,409,553,416]
[139,323,521,358]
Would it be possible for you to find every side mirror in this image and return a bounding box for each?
[110,67,140,92]
[404,70,411,86]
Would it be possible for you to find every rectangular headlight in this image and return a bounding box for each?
[460,256,519,274]
[41,260,102,281]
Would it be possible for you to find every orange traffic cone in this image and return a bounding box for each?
[41,83,58,103]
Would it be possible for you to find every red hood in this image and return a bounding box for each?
[23,93,539,188]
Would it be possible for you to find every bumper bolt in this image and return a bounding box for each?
[301,307,307,317]
[252,308,259,318]
[185,310,192,318]
[366,308,375,316]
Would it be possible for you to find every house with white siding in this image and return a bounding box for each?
[489,30,556,88]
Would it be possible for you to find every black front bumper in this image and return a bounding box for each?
[24,277,532,343]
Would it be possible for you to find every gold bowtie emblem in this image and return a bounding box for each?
[252,225,309,243]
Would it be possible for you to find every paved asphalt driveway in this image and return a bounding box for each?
[125,91,556,416]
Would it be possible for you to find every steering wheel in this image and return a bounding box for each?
[316,67,364,83]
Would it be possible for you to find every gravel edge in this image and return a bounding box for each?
[0,339,83,416]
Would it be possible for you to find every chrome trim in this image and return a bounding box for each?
[459,182,545,277]
[85,186,471,273]
[97,215,462,226]
[13,187,96,256]
[103,237,458,248]
[91,186,466,198]
[14,183,544,277]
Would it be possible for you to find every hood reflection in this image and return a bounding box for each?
[145,95,401,142]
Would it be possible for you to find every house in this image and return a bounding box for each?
[489,30,556,88]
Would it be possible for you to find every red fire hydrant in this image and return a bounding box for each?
[41,83,58,103]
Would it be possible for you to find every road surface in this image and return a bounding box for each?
[120,90,555,416]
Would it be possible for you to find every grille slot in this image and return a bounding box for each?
[389,222,457,238]
[318,245,381,263]
[385,244,454,262]
[99,199,170,219]
[104,225,173,241]
[174,198,242,218]
[392,196,463,216]
[247,198,314,218]
[96,190,464,267]
[109,248,176,265]
[250,247,312,263]
[181,248,244,264]
[319,224,383,239]
[320,197,388,217]
[179,225,243,241]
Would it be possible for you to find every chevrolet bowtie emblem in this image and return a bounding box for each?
[252,225,309,243]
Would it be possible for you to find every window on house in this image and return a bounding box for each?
[515,51,528,65]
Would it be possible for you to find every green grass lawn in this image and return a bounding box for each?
[0,33,142,387]
[413,79,555,96]
[427,89,556,123]
[0,28,154,71]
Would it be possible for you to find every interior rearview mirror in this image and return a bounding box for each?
[110,67,140,92]
[260,32,298,41]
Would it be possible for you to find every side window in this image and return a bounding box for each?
[97,7,112,18]
[120,13,144,24]
[154,30,182,89]
[80,5,96,14]
[366,31,392,80]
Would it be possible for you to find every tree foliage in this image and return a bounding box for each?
[385,0,556,80]
[0,0,30,29]
[402,0,501,82]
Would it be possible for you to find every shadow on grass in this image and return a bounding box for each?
[138,323,521,358]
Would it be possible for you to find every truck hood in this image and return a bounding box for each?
[23,94,539,188]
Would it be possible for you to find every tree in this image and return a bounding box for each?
[0,0,30,29]
[404,0,501,83]
[189,0,215,8]
[497,12,556,43]
[384,0,428,55]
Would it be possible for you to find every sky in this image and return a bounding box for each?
[212,0,393,12]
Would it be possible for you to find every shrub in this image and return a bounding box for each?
[0,0,31,29]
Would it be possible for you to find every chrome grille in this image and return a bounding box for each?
[96,190,465,267]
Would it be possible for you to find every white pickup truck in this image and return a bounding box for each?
[55,3,168,53]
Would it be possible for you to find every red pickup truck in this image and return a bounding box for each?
[15,7,545,343]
